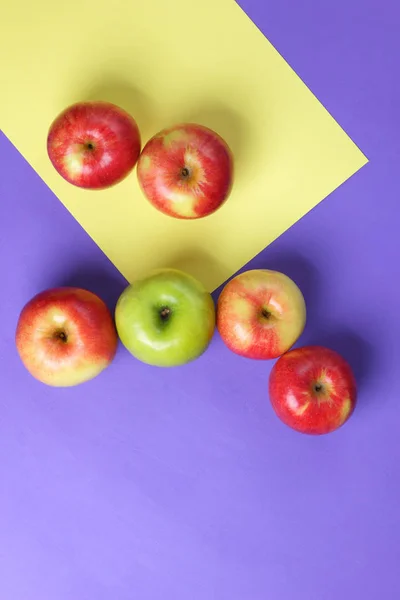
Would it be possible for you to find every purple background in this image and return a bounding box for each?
[1,0,399,598]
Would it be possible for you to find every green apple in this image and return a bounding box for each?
[115,268,216,367]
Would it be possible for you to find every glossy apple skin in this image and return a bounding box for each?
[15,288,118,387]
[47,101,141,189]
[217,269,306,359]
[269,346,357,435]
[115,268,216,367]
[137,123,233,219]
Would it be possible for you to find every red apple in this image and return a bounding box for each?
[269,346,357,435]
[217,269,306,359]
[137,123,233,219]
[47,101,141,189]
[15,287,118,387]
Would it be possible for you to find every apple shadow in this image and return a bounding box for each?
[217,251,322,329]
[56,265,127,312]
[260,252,322,329]
[179,101,251,180]
[259,253,376,392]
[302,329,375,397]
[158,247,229,295]
[80,76,157,144]
[221,250,376,395]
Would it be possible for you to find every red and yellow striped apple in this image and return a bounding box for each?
[47,101,141,189]
[217,269,306,359]
[15,287,118,387]
[268,346,357,435]
[137,123,233,219]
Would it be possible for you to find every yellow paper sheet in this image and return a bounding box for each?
[0,0,367,291]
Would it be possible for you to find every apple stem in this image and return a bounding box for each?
[181,167,190,179]
[159,307,171,321]
[53,330,68,343]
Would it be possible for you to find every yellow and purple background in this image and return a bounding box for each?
[0,0,399,598]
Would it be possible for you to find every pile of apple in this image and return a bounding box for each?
[15,101,357,436]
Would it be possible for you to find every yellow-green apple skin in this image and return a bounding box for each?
[217,269,306,359]
[15,287,118,387]
[115,268,216,367]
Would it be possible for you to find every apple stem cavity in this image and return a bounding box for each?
[261,308,272,320]
[180,167,190,179]
[54,330,68,343]
[159,307,172,321]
